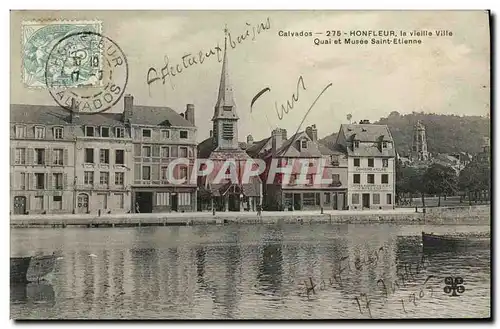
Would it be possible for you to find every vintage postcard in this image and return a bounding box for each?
[9,10,491,320]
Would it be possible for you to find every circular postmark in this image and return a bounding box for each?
[45,31,128,114]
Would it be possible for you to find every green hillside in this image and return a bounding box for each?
[320,112,490,155]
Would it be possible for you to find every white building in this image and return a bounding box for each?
[335,121,396,210]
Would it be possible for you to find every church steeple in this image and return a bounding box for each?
[212,26,238,120]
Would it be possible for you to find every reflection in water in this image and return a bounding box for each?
[10,224,491,319]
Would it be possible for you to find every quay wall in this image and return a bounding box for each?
[10,205,490,228]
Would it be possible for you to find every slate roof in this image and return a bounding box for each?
[197,137,216,159]
[245,137,271,158]
[340,124,394,142]
[10,104,193,127]
[274,131,322,158]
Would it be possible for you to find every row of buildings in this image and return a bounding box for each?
[10,32,396,215]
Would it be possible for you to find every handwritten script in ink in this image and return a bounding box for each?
[146,18,271,91]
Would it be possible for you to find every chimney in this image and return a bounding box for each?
[305,125,318,141]
[70,98,80,123]
[246,134,254,145]
[123,94,133,123]
[185,104,195,125]
[272,128,284,154]
[282,129,287,141]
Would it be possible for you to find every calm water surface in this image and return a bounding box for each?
[10,223,490,319]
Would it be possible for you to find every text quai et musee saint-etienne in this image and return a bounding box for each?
[277,29,453,45]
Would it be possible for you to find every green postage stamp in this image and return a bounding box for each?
[22,20,102,88]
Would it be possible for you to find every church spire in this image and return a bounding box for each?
[213,25,238,120]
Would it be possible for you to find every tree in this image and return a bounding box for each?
[423,163,458,206]
[395,161,421,204]
[459,159,490,204]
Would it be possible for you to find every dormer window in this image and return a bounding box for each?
[115,127,125,138]
[101,127,109,137]
[301,140,307,149]
[15,125,26,138]
[34,126,45,139]
[353,140,360,148]
[85,126,95,137]
[180,130,189,139]
[161,130,170,139]
[53,127,64,139]
[382,141,388,148]
[142,129,151,138]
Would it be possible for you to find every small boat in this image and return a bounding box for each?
[10,253,57,283]
[422,231,490,251]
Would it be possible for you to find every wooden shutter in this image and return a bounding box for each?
[152,164,159,180]
[10,173,13,189]
[46,173,51,190]
[153,145,160,157]
[45,148,50,165]
[171,147,178,158]
[134,164,141,180]
[63,149,69,166]
[27,148,34,165]
[64,173,68,189]
[134,144,141,157]
[28,173,33,190]
[11,148,15,165]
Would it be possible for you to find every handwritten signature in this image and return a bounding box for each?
[146,18,271,91]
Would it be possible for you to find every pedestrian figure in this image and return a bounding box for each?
[257,204,262,217]
[135,202,140,213]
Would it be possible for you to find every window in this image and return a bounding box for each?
[223,106,232,111]
[156,192,170,206]
[315,193,321,206]
[222,124,233,140]
[35,173,45,189]
[306,174,314,185]
[161,130,170,139]
[382,141,388,148]
[100,172,109,185]
[20,172,26,190]
[142,166,151,180]
[99,149,110,164]
[161,147,169,158]
[142,129,151,138]
[301,140,307,149]
[85,126,95,137]
[15,125,26,138]
[142,146,151,157]
[180,166,188,179]
[53,149,63,165]
[34,126,45,139]
[353,174,360,184]
[180,130,188,139]
[101,127,110,137]
[84,171,94,185]
[52,195,62,210]
[382,159,389,168]
[332,174,340,183]
[35,148,45,165]
[352,193,359,204]
[367,174,375,184]
[54,127,63,139]
[331,155,339,166]
[15,148,26,164]
[324,193,331,204]
[289,174,297,185]
[115,150,125,165]
[354,158,360,167]
[368,158,374,167]
[178,193,191,206]
[353,140,359,148]
[381,174,389,184]
[161,166,168,180]
[303,193,315,206]
[373,193,380,204]
[115,172,124,185]
[53,173,63,189]
[84,148,94,163]
[115,127,125,138]
[387,193,392,205]
[179,147,188,158]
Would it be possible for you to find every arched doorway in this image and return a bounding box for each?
[13,196,27,215]
[77,193,89,214]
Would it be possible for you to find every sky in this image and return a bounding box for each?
[10,10,490,142]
